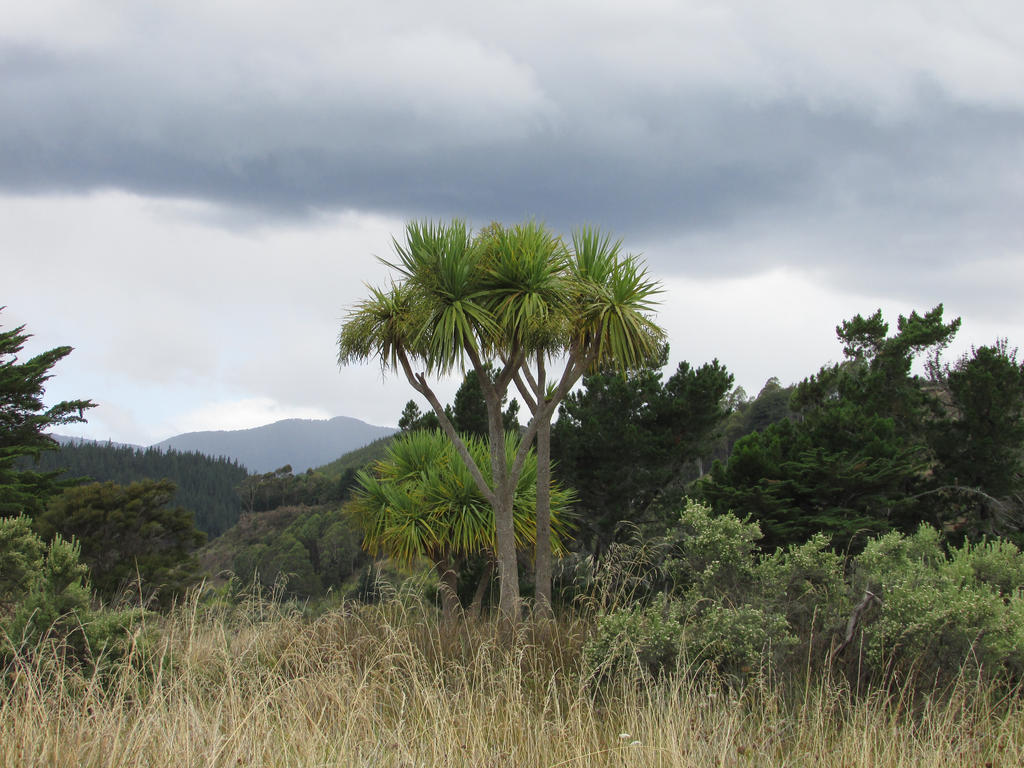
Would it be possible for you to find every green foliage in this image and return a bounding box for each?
[34,479,206,606]
[927,340,1024,539]
[585,500,802,683]
[701,305,962,550]
[315,435,395,479]
[27,441,248,536]
[347,428,574,616]
[0,516,138,666]
[554,346,734,554]
[757,534,849,643]
[586,501,1024,688]
[339,218,665,620]
[351,430,572,563]
[0,515,45,612]
[585,593,687,680]
[398,400,439,432]
[583,500,1024,689]
[660,498,762,596]
[230,505,366,599]
[1,310,95,516]
[398,366,520,438]
[449,366,520,437]
[852,527,1024,685]
[237,464,358,515]
[684,603,795,680]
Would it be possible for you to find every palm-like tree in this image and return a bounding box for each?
[348,429,572,620]
[339,219,663,624]
[505,227,665,615]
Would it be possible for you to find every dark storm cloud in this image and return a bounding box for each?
[4,68,1020,274]
[7,1,1024,445]
[2,1,1023,293]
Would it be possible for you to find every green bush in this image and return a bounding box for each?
[585,500,804,683]
[1,516,140,667]
[661,498,762,596]
[231,507,366,599]
[583,502,1024,690]
[757,533,850,658]
[852,526,1024,685]
[585,593,686,681]
[683,602,795,680]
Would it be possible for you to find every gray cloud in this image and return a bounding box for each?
[5,2,1024,445]
[4,36,1021,272]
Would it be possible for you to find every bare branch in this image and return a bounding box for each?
[510,368,538,412]
[906,484,1014,511]
[830,590,881,664]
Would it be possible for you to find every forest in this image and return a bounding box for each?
[3,220,1024,766]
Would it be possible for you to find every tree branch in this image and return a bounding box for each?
[830,589,881,664]
[397,349,498,507]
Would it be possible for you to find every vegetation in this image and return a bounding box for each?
[700,306,1024,550]
[553,344,735,555]
[1,310,94,516]
[584,499,1024,691]
[225,504,366,599]
[315,434,395,479]
[339,220,664,621]
[5,279,1024,765]
[349,429,573,618]
[33,479,206,607]
[26,441,248,536]
[3,589,1024,767]
[0,515,138,666]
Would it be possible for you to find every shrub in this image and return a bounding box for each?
[1,515,139,667]
[661,498,762,597]
[682,601,795,680]
[585,593,685,681]
[585,500,801,683]
[852,526,1024,685]
[757,533,850,659]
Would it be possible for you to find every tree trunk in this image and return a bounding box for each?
[493,481,521,627]
[534,417,553,618]
[469,557,494,619]
[435,557,462,622]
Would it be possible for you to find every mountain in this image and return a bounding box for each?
[152,416,397,474]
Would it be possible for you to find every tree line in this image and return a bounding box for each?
[26,441,248,536]
[4,217,1024,653]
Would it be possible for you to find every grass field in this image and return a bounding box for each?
[3,592,1023,768]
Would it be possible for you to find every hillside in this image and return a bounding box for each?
[153,416,397,473]
[28,442,248,537]
[315,434,395,478]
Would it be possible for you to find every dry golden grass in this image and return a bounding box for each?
[2,591,1023,768]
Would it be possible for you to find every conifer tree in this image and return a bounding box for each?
[1,309,94,516]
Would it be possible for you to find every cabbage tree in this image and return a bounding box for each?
[338,219,662,624]
[348,429,572,619]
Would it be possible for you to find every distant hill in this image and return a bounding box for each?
[315,434,395,478]
[26,442,248,537]
[153,416,397,474]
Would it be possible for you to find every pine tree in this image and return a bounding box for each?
[1,310,94,516]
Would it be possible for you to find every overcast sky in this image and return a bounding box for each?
[4,1,1023,446]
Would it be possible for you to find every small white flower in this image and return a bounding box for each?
[630,740,642,746]
[618,732,631,740]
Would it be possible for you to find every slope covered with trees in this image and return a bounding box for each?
[27,441,248,537]
[699,306,1024,550]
